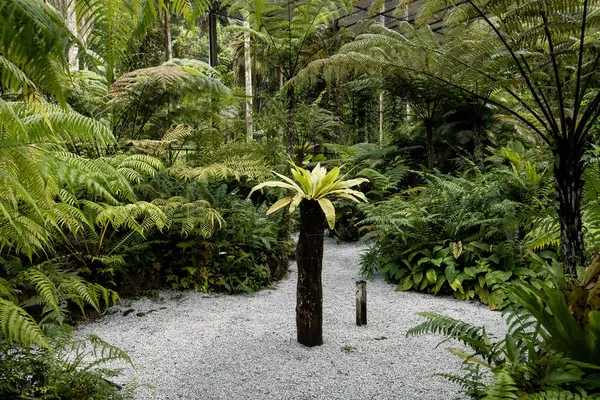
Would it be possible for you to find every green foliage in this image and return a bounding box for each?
[110,59,231,144]
[250,162,368,229]
[179,141,273,182]
[408,279,600,398]
[0,0,71,102]
[0,327,136,399]
[525,145,600,254]
[360,144,555,305]
[74,0,159,86]
[225,0,352,82]
[152,183,291,294]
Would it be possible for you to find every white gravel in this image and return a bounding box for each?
[79,238,506,399]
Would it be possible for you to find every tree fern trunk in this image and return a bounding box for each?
[554,140,587,277]
[296,200,324,347]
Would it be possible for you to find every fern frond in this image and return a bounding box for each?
[407,312,493,358]
[0,299,48,349]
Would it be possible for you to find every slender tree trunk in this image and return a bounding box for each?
[208,7,218,67]
[65,0,79,70]
[286,86,295,158]
[244,16,253,142]
[296,200,325,347]
[425,122,435,169]
[554,139,587,277]
[164,9,172,61]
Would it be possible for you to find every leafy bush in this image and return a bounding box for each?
[93,170,293,296]
[162,193,289,293]
[360,143,556,306]
[316,143,409,241]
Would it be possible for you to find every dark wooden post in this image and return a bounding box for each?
[296,200,325,347]
[356,280,367,326]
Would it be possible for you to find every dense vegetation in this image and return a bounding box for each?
[1,0,600,398]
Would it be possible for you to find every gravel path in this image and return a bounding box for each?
[80,238,506,400]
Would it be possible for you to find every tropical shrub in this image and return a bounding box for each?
[88,167,292,296]
[360,143,555,307]
[408,276,600,398]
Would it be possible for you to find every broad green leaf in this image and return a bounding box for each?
[333,193,360,202]
[478,275,486,288]
[449,279,463,293]
[334,177,368,189]
[512,267,536,277]
[266,197,293,215]
[272,171,304,193]
[317,198,336,229]
[290,164,312,195]
[433,275,446,294]
[417,257,431,266]
[249,181,300,197]
[329,188,368,202]
[397,276,414,291]
[486,271,512,286]
[426,269,437,283]
[463,266,476,278]
[488,254,500,264]
[445,265,457,282]
[413,270,424,285]
[288,194,303,213]
[313,166,340,197]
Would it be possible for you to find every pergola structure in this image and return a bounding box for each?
[334,0,449,32]
[208,0,449,67]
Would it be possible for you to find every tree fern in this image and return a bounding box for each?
[154,197,224,238]
[300,0,600,275]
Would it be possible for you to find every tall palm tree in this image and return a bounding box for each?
[250,163,367,346]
